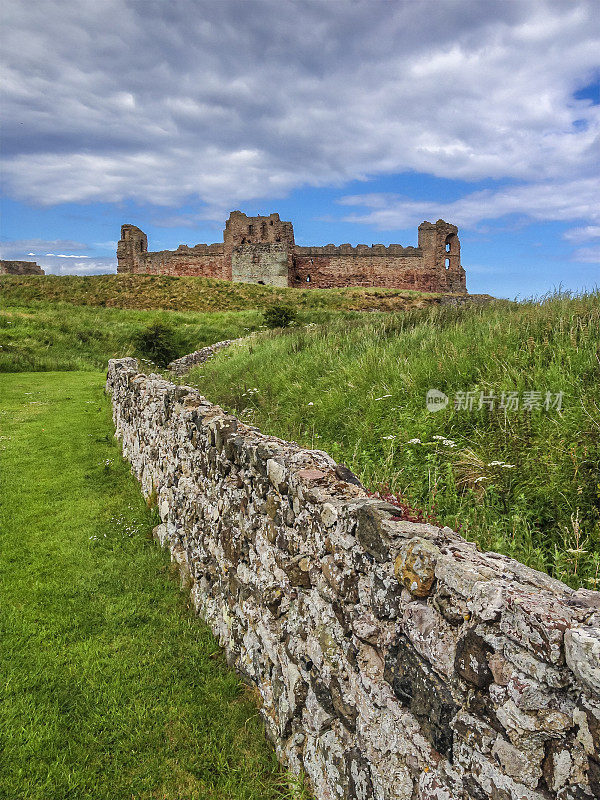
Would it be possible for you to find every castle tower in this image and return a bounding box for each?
[418,219,466,292]
[117,224,148,273]
[223,211,295,287]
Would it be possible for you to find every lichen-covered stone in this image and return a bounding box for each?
[565,627,600,695]
[384,636,458,760]
[394,537,441,597]
[106,358,600,800]
[455,629,493,689]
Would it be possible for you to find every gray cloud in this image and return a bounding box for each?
[1,0,599,227]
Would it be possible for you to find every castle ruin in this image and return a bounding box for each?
[117,211,466,293]
[1,260,45,276]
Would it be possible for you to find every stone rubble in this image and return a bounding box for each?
[107,357,600,800]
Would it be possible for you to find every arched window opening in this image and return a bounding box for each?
[261,222,267,239]
[139,240,144,252]
[270,219,274,226]
[445,258,450,270]
[248,224,254,235]
[445,233,457,254]
[306,275,311,283]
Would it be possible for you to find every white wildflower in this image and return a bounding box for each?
[442,439,456,447]
[407,438,421,444]
[382,435,395,440]
[433,435,445,440]
[307,402,314,406]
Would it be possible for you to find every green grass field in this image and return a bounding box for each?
[188,292,600,590]
[0,372,308,800]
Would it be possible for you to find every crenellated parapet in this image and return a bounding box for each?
[175,243,224,254]
[295,243,422,257]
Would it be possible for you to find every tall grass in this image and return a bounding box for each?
[188,291,600,589]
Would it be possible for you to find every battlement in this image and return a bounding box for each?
[294,243,421,257]
[175,243,224,254]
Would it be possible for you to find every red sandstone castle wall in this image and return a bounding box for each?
[129,251,230,280]
[291,254,462,293]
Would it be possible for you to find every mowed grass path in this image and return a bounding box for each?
[0,372,303,800]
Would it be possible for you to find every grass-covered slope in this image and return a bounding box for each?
[0,273,461,312]
[187,292,600,589]
[0,372,308,800]
[0,302,265,372]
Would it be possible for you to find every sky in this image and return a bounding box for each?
[1,0,599,298]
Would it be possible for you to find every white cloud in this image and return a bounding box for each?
[338,178,600,231]
[0,0,598,228]
[42,258,115,276]
[572,245,600,264]
[563,225,600,242]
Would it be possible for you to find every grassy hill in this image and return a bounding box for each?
[186,292,600,590]
[0,273,479,312]
[0,274,489,372]
[0,302,264,372]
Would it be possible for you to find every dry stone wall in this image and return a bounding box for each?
[167,338,241,377]
[107,358,600,800]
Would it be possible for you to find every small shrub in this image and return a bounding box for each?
[133,322,180,366]
[263,305,297,329]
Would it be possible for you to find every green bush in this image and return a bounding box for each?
[133,321,181,366]
[262,305,297,329]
